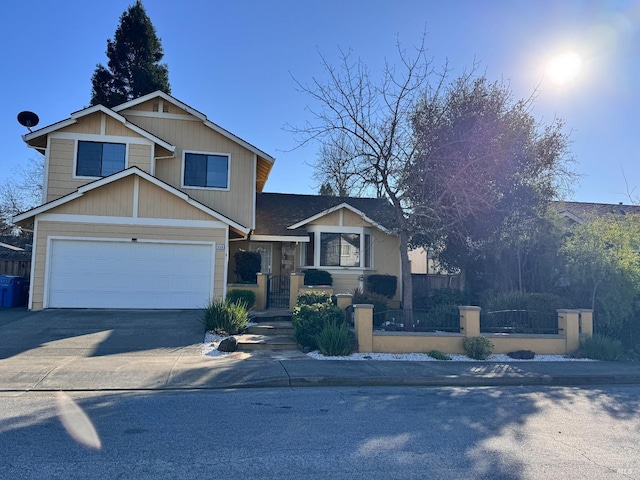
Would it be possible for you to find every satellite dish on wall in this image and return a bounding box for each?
[17,111,40,132]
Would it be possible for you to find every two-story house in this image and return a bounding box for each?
[13,91,401,310]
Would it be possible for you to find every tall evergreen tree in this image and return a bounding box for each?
[90,1,170,107]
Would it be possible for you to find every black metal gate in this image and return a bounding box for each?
[267,275,290,309]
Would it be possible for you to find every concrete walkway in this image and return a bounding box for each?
[2,347,640,391]
[2,308,640,391]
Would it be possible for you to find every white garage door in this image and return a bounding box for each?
[47,239,214,309]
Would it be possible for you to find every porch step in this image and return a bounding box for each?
[236,334,298,351]
[251,309,292,323]
[247,321,294,336]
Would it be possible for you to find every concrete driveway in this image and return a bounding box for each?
[0,308,205,360]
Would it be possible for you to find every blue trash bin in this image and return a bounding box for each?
[0,276,26,308]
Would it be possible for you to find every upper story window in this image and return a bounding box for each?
[183,152,229,189]
[76,141,126,177]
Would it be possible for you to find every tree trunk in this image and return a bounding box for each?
[399,228,414,331]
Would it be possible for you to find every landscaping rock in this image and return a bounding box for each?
[218,337,238,352]
[507,350,535,360]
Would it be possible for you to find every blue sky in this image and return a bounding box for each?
[2,0,639,203]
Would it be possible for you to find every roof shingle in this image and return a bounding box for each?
[254,193,398,237]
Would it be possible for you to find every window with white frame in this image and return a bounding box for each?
[183,152,229,189]
[76,141,126,177]
[250,243,272,274]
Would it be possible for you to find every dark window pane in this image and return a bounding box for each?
[77,141,125,177]
[320,233,340,266]
[341,233,360,267]
[101,143,126,176]
[364,234,371,268]
[184,153,207,187]
[76,141,102,177]
[184,153,228,188]
[305,233,314,266]
[206,155,228,188]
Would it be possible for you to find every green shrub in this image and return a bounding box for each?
[430,289,471,308]
[481,291,565,315]
[226,289,256,309]
[316,320,354,356]
[427,350,451,361]
[578,334,625,361]
[202,299,249,335]
[463,336,494,360]
[297,290,333,306]
[413,288,470,311]
[234,251,261,283]
[351,288,389,326]
[366,274,397,298]
[292,302,344,349]
[303,269,333,286]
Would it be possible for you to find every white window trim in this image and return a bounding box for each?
[305,226,374,269]
[181,149,231,192]
[72,138,130,180]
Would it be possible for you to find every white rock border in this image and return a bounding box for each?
[307,351,595,362]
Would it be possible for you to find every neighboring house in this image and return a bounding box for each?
[553,201,640,225]
[229,193,401,299]
[13,91,401,310]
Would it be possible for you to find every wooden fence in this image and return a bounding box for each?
[411,273,462,292]
[0,252,31,277]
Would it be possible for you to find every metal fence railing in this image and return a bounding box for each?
[480,310,559,334]
[373,309,460,333]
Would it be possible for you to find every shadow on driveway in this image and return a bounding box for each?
[0,308,204,359]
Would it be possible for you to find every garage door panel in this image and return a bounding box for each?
[48,239,214,309]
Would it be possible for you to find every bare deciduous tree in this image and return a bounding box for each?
[1,156,44,233]
[289,36,573,324]
[289,36,439,316]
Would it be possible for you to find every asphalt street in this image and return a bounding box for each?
[1,385,639,479]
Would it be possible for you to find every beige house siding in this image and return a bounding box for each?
[128,144,152,173]
[46,117,152,202]
[330,272,362,295]
[371,229,401,301]
[124,99,192,115]
[49,176,134,216]
[343,209,375,227]
[137,178,212,220]
[58,114,101,135]
[105,115,144,137]
[46,138,84,202]
[308,209,375,228]
[31,221,226,310]
[310,210,341,226]
[121,115,255,227]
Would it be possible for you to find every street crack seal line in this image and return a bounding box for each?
[165,355,182,386]
[279,360,292,387]
[31,356,78,391]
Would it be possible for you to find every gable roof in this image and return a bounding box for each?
[12,167,250,235]
[112,90,275,163]
[253,193,398,239]
[552,201,640,224]
[23,104,175,154]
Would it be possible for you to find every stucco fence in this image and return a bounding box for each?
[352,305,593,356]
[227,272,333,311]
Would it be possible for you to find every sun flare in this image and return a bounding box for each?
[546,51,582,86]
